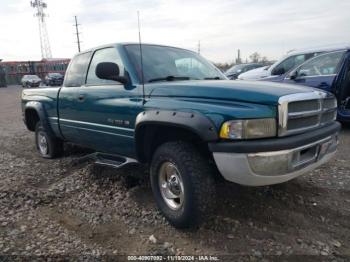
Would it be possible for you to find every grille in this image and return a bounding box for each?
[278,91,337,136]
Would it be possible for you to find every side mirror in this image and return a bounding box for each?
[95,62,128,85]
[289,70,298,80]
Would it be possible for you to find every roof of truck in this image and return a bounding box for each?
[77,42,196,55]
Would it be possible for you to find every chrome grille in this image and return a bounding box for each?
[278,91,337,136]
[288,100,320,113]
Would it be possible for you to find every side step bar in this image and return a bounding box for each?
[73,152,139,169]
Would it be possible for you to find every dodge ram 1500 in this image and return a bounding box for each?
[22,43,340,228]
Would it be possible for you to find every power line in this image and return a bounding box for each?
[74,16,81,53]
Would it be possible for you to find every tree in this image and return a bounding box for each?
[260,56,269,64]
[249,52,261,63]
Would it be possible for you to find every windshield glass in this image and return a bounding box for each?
[49,73,62,77]
[26,75,39,79]
[225,64,247,74]
[124,44,225,83]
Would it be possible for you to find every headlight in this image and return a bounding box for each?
[219,118,276,139]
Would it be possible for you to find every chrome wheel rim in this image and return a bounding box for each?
[38,132,48,155]
[158,162,184,210]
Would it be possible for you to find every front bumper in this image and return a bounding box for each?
[49,80,63,85]
[211,123,340,186]
[28,82,40,87]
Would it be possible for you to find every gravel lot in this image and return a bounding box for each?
[0,85,350,260]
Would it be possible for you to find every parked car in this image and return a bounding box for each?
[44,73,64,86]
[261,49,350,122]
[238,44,350,80]
[21,43,340,228]
[21,75,41,88]
[225,63,264,80]
[0,66,6,87]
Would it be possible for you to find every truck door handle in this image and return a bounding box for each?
[78,94,85,101]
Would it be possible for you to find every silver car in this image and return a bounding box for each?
[21,75,41,88]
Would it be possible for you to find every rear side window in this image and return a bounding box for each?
[64,52,91,87]
[86,47,125,85]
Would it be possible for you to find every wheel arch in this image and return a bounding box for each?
[134,110,218,163]
[24,101,53,135]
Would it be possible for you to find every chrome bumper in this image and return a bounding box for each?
[213,134,338,186]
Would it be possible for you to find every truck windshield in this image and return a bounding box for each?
[124,44,226,83]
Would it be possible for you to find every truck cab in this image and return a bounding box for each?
[21,43,340,228]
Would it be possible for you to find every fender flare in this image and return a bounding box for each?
[135,110,218,141]
[24,101,54,135]
[134,110,218,162]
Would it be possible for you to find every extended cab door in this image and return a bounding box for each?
[58,51,92,144]
[284,50,346,92]
[60,47,142,157]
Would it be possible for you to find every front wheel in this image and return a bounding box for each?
[35,122,63,158]
[150,141,215,228]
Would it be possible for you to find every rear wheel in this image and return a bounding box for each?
[35,122,63,158]
[150,141,215,228]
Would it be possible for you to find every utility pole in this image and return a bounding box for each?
[74,16,81,52]
[236,49,241,64]
[197,40,201,54]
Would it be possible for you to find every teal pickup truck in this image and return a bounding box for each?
[22,43,340,228]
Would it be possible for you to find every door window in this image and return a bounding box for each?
[86,48,125,85]
[272,55,305,75]
[295,51,345,78]
[272,53,319,75]
[64,52,91,87]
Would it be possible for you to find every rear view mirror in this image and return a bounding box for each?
[96,62,128,84]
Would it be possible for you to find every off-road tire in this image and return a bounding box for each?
[150,141,215,228]
[35,122,63,159]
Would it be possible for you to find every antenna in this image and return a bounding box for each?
[137,11,145,103]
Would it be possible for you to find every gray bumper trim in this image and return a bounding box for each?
[213,134,338,186]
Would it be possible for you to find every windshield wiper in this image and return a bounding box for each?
[148,75,191,83]
[204,76,221,80]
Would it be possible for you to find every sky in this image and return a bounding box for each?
[0,0,349,63]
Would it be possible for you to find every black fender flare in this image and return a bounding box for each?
[135,110,218,141]
[134,110,218,161]
[24,101,54,135]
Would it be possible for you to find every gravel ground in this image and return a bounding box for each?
[0,85,350,260]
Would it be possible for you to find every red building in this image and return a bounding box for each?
[0,58,70,85]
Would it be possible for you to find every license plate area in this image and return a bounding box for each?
[291,135,336,170]
[291,145,318,169]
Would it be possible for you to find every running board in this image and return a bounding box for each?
[73,152,139,169]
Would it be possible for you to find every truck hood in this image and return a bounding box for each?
[147,80,316,105]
